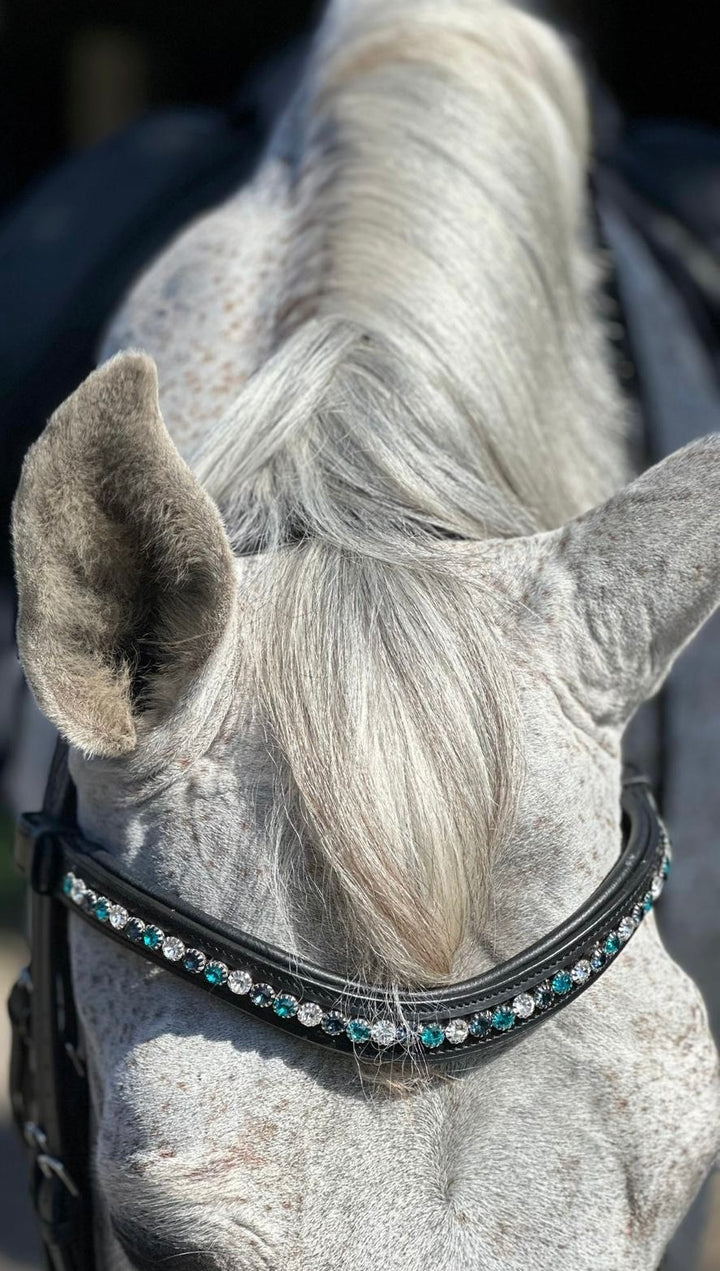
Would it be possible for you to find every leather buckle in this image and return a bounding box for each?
[14,812,63,895]
[7,966,32,1035]
[8,969,33,1131]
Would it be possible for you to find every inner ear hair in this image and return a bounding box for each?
[545,434,720,724]
[12,352,237,757]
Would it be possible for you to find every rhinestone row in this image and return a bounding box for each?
[61,848,669,1052]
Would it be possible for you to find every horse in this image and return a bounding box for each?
[11,1,720,1267]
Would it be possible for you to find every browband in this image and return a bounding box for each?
[14,773,670,1066]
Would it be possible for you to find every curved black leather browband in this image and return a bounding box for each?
[14,773,670,1066]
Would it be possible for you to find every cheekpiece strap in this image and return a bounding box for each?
[8,740,94,1270]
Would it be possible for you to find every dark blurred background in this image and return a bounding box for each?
[0,2,719,1268]
[0,1,315,205]
[1,0,718,208]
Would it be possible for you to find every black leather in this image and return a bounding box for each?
[8,740,94,1271]
[14,771,667,1066]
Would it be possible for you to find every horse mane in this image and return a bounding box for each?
[193,0,628,985]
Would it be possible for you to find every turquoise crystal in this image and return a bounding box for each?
[93,897,110,922]
[551,970,573,995]
[604,932,621,956]
[491,1005,516,1031]
[143,925,164,951]
[204,961,228,987]
[420,1023,446,1048]
[273,993,298,1019]
[346,1018,371,1043]
[62,873,74,897]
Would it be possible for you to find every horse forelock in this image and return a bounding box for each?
[174,0,628,986]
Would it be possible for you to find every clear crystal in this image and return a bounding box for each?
[297,1001,323,1027]
[445,1018,470,1044]
[512,992,535,1018]
[618,915,636,943]
[228,970,253,996]
[371,1019,398,1047]
[571,959,592,985]
[162,936,185,962]
[650,873,664,901]
[70,877,86,904]
[108,904,129,930]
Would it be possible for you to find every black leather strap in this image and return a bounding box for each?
[13,772,668,1066]
[8,741,94,1271]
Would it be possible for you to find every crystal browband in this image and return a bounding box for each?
[14,777,669,1066]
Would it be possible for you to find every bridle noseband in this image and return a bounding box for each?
[8,740,670,1270]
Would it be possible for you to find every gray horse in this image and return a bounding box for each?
[11,1,720,1267]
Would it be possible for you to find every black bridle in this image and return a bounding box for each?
[8,740,670,1271]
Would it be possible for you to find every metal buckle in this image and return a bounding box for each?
[37,1153,81,1199]
[24,1120,48,1151]
[24,1122,80,1199]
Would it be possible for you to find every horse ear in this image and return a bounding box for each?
[521,435,720,726]
[12,352,237,758]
